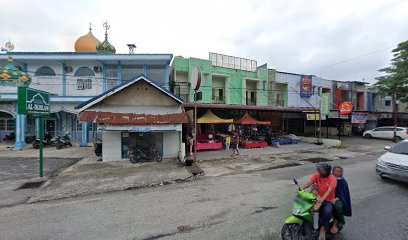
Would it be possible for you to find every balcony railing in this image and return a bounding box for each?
[246,98,257,105]
[275,99,285,107]
[212,96,225,104]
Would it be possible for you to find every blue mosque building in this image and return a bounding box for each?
[0,23,172,149]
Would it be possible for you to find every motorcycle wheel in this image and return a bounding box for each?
[68,142,72,147]
[95,149,102,157]
[281,224,302,240]
[152,145,162,162]
[33,141,40,149]
[56,143,63,150]
[129,151,142,163]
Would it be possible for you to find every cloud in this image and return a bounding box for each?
[0,0,407,82]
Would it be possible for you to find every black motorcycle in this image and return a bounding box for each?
[56,132,72,149]
[32,132,57,149]
[127,144,162,163]
[94,140,102,157]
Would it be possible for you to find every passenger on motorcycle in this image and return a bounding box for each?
[300,162,337,240]
[331,166,352,234]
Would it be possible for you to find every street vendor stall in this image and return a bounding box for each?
[234,113,270,149]
[188,110,233,151]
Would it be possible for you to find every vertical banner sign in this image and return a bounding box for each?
[17,86,50,178]
[300,75,312,97]
[320,93,330,116]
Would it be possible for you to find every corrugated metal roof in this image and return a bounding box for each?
[182,103,317,112]
[79,111,187,125]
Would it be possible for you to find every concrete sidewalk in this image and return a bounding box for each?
[195,142,324,161]
[28,159,192,203]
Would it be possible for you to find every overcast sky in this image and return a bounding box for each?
[1,0,407,82]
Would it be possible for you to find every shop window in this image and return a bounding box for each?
[121,132,163,159]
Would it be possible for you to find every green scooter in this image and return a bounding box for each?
[281,179,317,240]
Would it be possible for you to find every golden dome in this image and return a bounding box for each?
[74,30,101,53]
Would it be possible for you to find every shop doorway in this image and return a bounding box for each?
[121,132,163,159]
[45,119,56,135]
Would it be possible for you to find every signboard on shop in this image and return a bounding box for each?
[320,93,330,115]
[300,75,313,97]
[306,114,326,121]
[351,113,368,124]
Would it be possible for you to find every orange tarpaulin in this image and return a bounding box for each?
[234,113,271,125]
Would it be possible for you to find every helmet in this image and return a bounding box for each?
[316,162,332,177]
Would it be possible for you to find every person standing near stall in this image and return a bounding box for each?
[231,130,240,157]
[225,134,231,150]
[187,133,195,156]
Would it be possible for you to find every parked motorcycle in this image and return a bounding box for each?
[127,144,162,163]
[32,132,57,149]
[56,132,72,149]
[281,179,341,240]
[94,140,102,157]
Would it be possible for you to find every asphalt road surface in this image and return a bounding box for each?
[0,151,407,240]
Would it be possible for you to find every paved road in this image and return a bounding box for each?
[0,149,406,239]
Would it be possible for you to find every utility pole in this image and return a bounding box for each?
[193,90,197,163]
[392,94,398,141]
[319,97,322,143]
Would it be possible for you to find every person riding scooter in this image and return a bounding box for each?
[300,162,337,240]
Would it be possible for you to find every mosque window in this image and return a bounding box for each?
[0,111,15,131]
[75,67,94,90]
[35,66,56,76]
[74,67,95,77]
[77,78,92,90]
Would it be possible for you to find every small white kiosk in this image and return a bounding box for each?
[75,74,187,161]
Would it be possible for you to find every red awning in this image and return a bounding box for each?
[234,113,271,125]
[79,111,188,126]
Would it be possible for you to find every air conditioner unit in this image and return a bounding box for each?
[93,66,102,73]
[64,66,73,73]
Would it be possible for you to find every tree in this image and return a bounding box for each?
[373,40,408,140]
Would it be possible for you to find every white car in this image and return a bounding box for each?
[363,126,408,141]
[376,140,408,181]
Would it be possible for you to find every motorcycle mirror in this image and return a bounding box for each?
[293,179,298,185]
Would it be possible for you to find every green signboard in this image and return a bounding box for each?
[18,86,50,116]
[320,93,330,116]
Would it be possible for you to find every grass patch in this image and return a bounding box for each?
[333,145,347,149]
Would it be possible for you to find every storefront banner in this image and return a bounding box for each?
[320,93,330,116]
[329,111,349,119]
[300,75,313,97]
[367,114,377,121]
[351,113,368,124]
[306,114,326,121]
